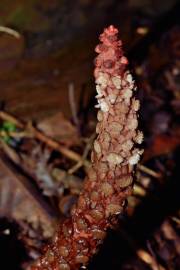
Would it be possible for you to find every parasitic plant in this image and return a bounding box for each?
[30,25,143,270]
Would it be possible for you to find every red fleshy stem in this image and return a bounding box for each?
[30,25,143,270]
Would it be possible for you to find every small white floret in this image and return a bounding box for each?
[132,99,140,111]
[128,149,143,165]
[121,88,133,103]
[107,153,123,165]
[128,153,140,165]
[94,140,101,154]
[108,94,116,104]
[99,100,109,112]
[96,85,103,97]
[135,131,143,144]
[126,73,133,84]
[112,76,121,89]
[96,72,109,88]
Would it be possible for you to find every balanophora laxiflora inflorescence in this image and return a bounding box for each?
[30,25,143,270]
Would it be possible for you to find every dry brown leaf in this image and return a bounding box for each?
[37,112,80,147]
[0,157,56,239]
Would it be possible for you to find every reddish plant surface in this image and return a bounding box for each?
[30,25,143,270]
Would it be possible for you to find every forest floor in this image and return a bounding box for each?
[0,1,180,270]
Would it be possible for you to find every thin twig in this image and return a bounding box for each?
[0,26,21,38]
[0,111,90,167]
[68,82,79,129]
[171,216,180,225]
[0,130,31,138]
[68,133,95,174]
[0,111,24,128]
[133,184,146,197]
[0,139,21,165]
[137,164,161,179]
[137,249,165,270]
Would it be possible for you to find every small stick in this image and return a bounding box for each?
[137,164,161,179]
[171,216,180,225]
[0,25,21,38]
[0,110,90,167]
[137,249,165,270]
[68,82,79,129]
[0,130,30,138]
[68,133,95,174]
[133,184,146,197]
[0,111,24,128]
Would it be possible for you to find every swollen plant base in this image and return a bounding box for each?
[30,25,143,270]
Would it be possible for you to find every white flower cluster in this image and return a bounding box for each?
[95,72,110,112]
[95,68,143,167]
[95,70,135,112]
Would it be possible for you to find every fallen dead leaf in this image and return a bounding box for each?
[37,112,80,146]
[0,156,56,239]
